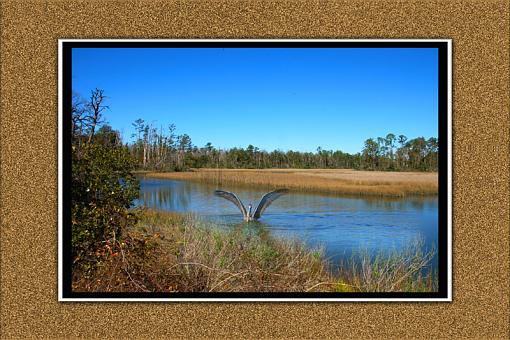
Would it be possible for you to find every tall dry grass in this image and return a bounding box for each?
[73,210,437,293]
[74,210,331,292]
[145,168,437,197]
[337,239,437,292]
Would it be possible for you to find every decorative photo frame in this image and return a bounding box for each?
[2,1,508,338]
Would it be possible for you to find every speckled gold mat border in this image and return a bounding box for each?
[1,1,508,338]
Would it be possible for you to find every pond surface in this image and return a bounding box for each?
[134,176,438,268]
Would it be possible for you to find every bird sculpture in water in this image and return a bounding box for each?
[214,189,289,221]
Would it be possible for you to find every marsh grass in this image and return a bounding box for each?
[145,168,437,197]
[73,210,331,292]
[73,210,438,293]
[337,240,438,292]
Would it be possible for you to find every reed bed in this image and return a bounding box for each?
[73,210,437,293]
[337,240,437,292]
[145,168,437,197]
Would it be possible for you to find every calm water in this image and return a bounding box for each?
[134,176,438,267]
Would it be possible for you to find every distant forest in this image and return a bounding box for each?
[72,89,438,172]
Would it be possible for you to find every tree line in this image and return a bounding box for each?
[361,134,438,171]
[128,121,438,172]
[73,88,438,172]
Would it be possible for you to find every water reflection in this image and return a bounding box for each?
[134,176,438,267]
[138,180,192,211]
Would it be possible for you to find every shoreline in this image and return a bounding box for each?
[141,168,438,197]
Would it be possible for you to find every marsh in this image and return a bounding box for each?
[135,175,438,270]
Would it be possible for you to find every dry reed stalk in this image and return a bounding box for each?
[145,169,437,197]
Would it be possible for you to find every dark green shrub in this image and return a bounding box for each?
[71,142,140,275]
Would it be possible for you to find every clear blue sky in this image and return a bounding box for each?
[72,47,438,154]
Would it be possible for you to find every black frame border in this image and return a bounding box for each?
[61,40,450,301]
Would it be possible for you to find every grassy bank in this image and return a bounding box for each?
[73,210,437,293]
[144,168,437,197]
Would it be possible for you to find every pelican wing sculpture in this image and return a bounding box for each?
[252,189,289,220]
[214,189,289,221]
[213,190,248,218]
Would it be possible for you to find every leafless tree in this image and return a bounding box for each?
[71,91,87,143]
[86,88,108,143]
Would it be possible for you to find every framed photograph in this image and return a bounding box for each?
[58,39,451,301]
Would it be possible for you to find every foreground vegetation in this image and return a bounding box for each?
[73,210,437,293]
[145,168,438,197]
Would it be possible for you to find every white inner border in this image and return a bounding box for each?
[58,39,452,302]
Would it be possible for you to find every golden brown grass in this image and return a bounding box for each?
[74,209,332,292]
[338,240,437,292]
[73,209,437,293]
[145,168,438,197]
